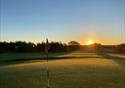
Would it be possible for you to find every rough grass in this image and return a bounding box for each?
[0,52,125,88]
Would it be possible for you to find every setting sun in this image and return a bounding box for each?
[87,40,94,45]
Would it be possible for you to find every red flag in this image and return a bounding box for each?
[45,38,50,54]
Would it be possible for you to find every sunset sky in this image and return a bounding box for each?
[0,0,125,45]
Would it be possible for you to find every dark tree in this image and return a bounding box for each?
[68,41,81,51]
[68,41,80,46]
[117,44,125,53]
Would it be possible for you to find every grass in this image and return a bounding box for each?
[0,52,125,88]
[0,52,67,65]
[0,52,67,61]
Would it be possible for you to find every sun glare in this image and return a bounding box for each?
[87,40,94,45]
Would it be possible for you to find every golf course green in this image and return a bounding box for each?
[0,52,125,88]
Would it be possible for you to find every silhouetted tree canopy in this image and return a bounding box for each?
[91,43,102,52]
[0,41,68,53]
[0,41,124,53]
[68,41,80,45]
[117,44,125,53]
[68,41,80,51]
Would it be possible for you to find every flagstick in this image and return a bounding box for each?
[46,53,50,88]
[45,38,50,88]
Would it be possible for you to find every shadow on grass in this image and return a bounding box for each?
[0,52,69,66]
[0,52,101,66]
[97,52,125,67]
[2,52,125,67]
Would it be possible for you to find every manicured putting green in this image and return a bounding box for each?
[0,52,125,88]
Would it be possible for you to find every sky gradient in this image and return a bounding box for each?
[0,0,125,45]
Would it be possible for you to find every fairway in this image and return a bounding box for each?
[0,52,125,88]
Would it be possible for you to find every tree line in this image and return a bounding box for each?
[0,41,125,53]
[0,41,81,53]
[0,41,67,53]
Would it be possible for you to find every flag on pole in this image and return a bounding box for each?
[45,38,51,88]
[45,38,50,54]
